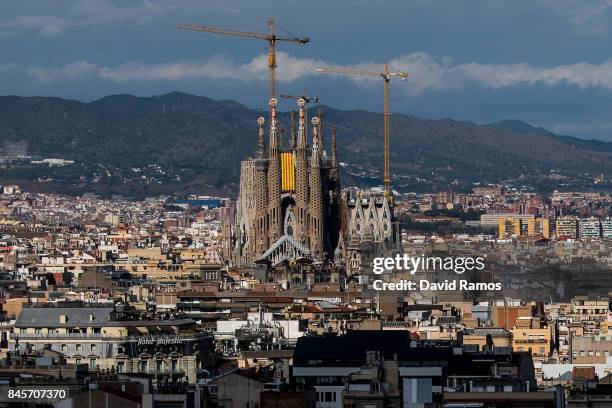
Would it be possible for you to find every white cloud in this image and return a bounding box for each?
[0,15,70,38]
[26,60,99,82]
[7,52,612,95]
[0,0,166,37]
[67,0,164,24]
[539,0,612,35]
[548,121,612,137]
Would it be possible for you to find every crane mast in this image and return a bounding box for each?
[177,19,309,99]
[316,65,407,198]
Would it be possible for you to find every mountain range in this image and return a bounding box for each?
[0,92,610,198]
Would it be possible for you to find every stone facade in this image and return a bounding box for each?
[225,98,401,272]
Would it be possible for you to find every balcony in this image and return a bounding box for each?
[12,332,210,342]
[140,367,186,375]
[12,333,103,340]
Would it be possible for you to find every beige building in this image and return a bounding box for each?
[570,297,609,324]
[10,304,214,383]
[511,322,552,359]
[556,216,578,239]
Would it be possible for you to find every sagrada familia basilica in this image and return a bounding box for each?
[222,97,401,280]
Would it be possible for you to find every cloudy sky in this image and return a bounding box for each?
[2,0,612,140]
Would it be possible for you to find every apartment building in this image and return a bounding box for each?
[10,302,214,382]
[570,297,609,324]
[579,218,602,239]
[602,218,612,239]
[510,319,552,359]
[499,217,522,239]
[292,331,539,408]
[556,216,578,239]
[528,218,551,239]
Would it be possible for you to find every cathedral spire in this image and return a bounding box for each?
[297,98,307,150]
[269,97,278,154]
[311,116,321,167]
[331,125,338,169]
[279,125,286,149]
[257,117,265,159]
[289,111,296,150]
[317,109,324,151]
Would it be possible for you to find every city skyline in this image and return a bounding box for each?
[2,1,612,140]
[2,2,612,406]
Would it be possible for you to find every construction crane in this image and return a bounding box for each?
[279,93,318,104]
[280,92,319,146]
[177,19,309,99]
[316,64,408,198]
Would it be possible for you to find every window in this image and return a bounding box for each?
[90,344,97,353]
[35,328,42,334]
[140,361,147,372]
[209,385,218,395]
[75,359,81,365]
[171,360,177,372]
[156,360,163,372]
[116,361,124,373]
[90,358,96,368]
[76,344,82,352]
[61,344,67,352]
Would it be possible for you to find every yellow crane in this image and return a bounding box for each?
[316,64,407,198]
[177,19,309,99]
[279,93,318,104]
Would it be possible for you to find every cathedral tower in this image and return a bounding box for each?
[231,97,344,268]
[308,116,324,257]
[254,116,269,256]
[267,98,283,244]
[294,98,310,246]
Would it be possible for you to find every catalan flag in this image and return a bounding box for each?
[281,152,295,192]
